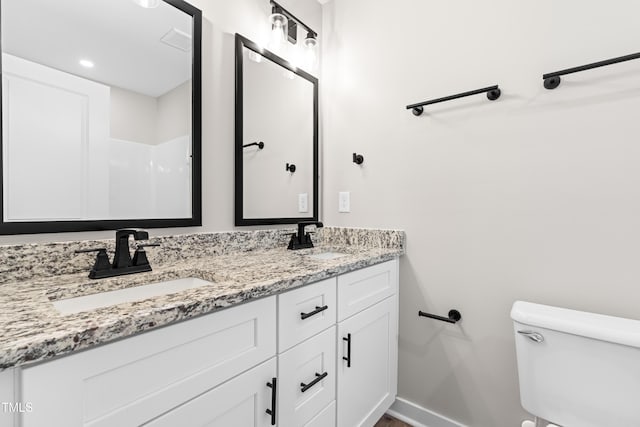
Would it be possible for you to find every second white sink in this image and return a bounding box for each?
[307,252,347,260]
[52,277,213,315]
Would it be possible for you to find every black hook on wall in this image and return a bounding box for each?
[418,309,462,324]
[243,141,265,149]
[352,153,364,165]
[286,163,296,173]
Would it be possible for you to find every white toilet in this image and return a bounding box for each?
[511,301,640,427]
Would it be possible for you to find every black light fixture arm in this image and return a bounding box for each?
[407,85,501,116]
[543,52,640,90]
[270,0,317,39]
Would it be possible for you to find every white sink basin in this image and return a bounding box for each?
[52,277,213,315]
[307,252,347,260]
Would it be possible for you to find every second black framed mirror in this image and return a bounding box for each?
[234,33,318,226]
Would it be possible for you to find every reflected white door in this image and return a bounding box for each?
[2,53,109,221]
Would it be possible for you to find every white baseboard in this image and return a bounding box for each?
[387,397,467,427]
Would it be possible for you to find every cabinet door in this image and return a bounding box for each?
[337,296,398,427]
[278,327,336,426]
[20,296,276,427]
[145,358,277,427]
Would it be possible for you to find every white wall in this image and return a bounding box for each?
[322,1,640,426]
[110,86,157,145]
[0,0,322,244]
[157,80,192,144]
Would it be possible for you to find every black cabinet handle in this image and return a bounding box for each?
[342,333,352,367]
[300,305,329,320]
[300,372,328,393]
[266,377,277,425]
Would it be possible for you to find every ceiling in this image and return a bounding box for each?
[1,0,193,97]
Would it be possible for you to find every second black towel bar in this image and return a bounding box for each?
[543,52,640,90]
[419,309,462,324]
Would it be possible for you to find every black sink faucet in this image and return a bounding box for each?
[75,229,158,279]
[113,229,149,269]
[288,221,324,250]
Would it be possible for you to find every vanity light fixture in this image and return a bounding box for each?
[303,32,318,71]
[268,5,288,54]
[132,0,160,8]
[268,1,319,72]
[79,59,94,68]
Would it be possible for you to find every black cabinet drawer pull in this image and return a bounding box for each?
[300,371,328,393]
[265,377,277,425]
[300,305,329,320]
[342,333,352,367]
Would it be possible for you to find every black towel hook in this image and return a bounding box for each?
[353,153,364,165]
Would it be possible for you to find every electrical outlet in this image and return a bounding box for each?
[338,192,350,213]
[298,193,308,213]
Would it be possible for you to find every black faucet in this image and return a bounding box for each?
[288,221,324,250]
[75,229,158,279]
[113,229,149,269]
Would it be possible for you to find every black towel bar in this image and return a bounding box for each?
[407,85,501,116]
[419,309,462,324]
[543,52,640,89]
[243,141,264,149]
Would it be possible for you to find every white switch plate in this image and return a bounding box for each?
[338,192,350,213]
[298,193,308,213]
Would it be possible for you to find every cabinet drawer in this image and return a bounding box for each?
[278,278,336,352]
[278,326,336,426]
[20,296,276,427]
[337,260,397,321]
[304,401,336,427]
[144,357,277,427]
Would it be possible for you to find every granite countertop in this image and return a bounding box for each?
[0,240,403,370]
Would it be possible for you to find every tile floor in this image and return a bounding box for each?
[374,414,414,427]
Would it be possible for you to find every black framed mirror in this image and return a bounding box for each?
[0,0,202,235]
[234,34,318,226]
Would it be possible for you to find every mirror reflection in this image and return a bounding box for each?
[236,34,318,225]
[1,0,195,223]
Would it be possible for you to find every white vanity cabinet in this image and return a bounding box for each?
[6,258,398,427]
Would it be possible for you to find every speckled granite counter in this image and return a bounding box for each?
[0,227,404,370]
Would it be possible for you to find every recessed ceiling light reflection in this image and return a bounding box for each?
[132,0,160,8]
[79,59,94,68]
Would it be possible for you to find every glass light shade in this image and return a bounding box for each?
[302,35,318,72]
[268,13,288,54]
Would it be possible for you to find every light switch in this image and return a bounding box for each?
[298,193,308,213]
[338,192,350,213]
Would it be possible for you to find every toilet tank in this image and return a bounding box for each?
[511,301,640,427]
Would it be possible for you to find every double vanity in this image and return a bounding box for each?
[0,1,398,425]
[0,227,404,427]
